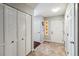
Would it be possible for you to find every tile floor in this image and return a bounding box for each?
[28,41,66,56]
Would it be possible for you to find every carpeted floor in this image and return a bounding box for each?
[28,41,66,56]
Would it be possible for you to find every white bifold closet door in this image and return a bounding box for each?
[4,6,17,56]
[0,4,4,56]
[17,11,26,56]
[25,14,32,55]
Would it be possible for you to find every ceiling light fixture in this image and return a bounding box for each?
[52,7,60,12]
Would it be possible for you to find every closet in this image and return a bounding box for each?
[0,4,32,56]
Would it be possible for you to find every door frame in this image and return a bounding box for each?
[73,3,78,56]
[25,14,32,55]
[75,3,78,56]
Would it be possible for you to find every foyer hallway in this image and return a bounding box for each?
[28,41,65,56]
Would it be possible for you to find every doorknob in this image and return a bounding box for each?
[51,32,53,34]
[22,38,24,40]
[67,51,69,54]
[67,33,69,36]
[11,41,14,43]
[70,41,74,44]
[38,32,40,33]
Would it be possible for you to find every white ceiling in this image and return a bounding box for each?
[26,3,38,9]
[7,3,67,17]
[7,3,38,9]
[34,3,68,17]
[6,3,38,15]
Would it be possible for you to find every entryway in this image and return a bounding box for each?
[32,3,76,56]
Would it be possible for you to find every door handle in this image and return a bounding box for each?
[67,33,69,36]
[51,32,53,34]
[22,38,24,40]
[38,32,40,33]
[70,41,74,44]
[11,41,14,43]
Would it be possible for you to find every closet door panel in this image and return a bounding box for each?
[18,11,26,56]
[4,6,17,56]
[25,14,32,55]
[0,4,4,56]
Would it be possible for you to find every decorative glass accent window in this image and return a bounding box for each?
[44,20,48,36]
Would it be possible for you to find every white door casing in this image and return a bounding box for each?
[25,14,32,55]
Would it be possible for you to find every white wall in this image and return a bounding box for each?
[48,16,64,43]
[32,16,44,42]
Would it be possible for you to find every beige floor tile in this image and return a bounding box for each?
[28,41,66,56]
